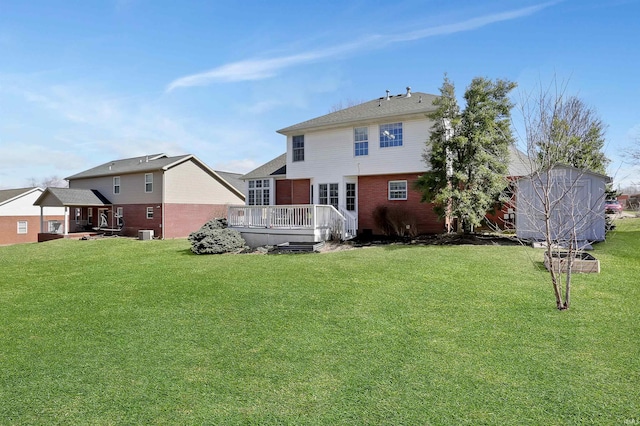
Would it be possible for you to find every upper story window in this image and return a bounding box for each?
[145,173,153,193]
[354,127,369,156]
[248,179,270,206]
[380,123,403,148]
[113,176,121,194]
[292,135,304,162]
[388,180,407,200]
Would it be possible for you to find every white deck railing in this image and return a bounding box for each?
[228,204,355,240]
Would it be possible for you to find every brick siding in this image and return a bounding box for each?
[0,215,65,246]
[358,174,444,235]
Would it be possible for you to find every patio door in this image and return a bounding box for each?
[318,183,338,209]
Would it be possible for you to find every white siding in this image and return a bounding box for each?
[164,161,244,204]
[286,117,432,183]
[0,190,64,216]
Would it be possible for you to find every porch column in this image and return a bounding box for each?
[64,206,69,236]
[40,205,44,233]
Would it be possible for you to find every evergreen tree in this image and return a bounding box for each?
[532,95,608,174]
[418,76,516,233]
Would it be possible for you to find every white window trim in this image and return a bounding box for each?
[354,126,369,157]
[145,173,153,193]
[388,180,408,200]
[146,206,154,219]
[292,135,304,162]
[17,221,28,234]
[113,176,121,194]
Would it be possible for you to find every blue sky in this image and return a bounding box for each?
[1,0,639,190]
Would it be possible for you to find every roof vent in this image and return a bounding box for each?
[385,90,390,100]
[419,95,422,103]
[406,86,412,97]
[145,156,149,163]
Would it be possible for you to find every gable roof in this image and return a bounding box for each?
[0,187,41,206]
[277,91,438,134]
[508,146,533,177]
[241,153,287,180]
[66,153,192,180]
[33,187,112,207]
[215,171,246,196]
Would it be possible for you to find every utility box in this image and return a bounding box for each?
[138,230,154,240]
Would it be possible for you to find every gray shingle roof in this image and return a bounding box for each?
[277,92,438,134]
[66,153,191,180]
[0,187,39,205]
[241,153,287,180]
[34,187,112,207]
[215,171,246,196]
[508,146,533,177]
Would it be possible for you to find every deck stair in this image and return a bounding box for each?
[276,241,324,253]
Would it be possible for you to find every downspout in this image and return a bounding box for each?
[161,172,166,239]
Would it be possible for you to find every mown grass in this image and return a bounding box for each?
[1,219,639,425]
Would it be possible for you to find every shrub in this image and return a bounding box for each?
[372,205,418,237]
[188,218,247,254]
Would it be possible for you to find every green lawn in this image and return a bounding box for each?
[1,219,639,425]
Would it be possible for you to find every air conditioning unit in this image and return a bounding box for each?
[138,230,154,240]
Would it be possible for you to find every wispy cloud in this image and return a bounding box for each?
[166,2,557,92]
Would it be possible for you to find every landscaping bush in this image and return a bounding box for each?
[188,218,247,254]
[372,204,418,237]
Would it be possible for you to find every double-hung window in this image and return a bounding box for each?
[113,176,121,194]
[146,207,154,219]
[388,180,407,200]
[17,221,27,234]
[354,127,368,156]
[380,123,403,148]
[248,179,270,206]
[292,135,304,162]
[145,173,153,193]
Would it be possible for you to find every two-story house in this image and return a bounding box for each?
[34,153,245,240]
[229,88,445,246]
[229,87,530,246]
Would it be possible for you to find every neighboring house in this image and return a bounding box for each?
[0,187,65,245]
[515,165,610,242]
[34,154,245,239]
[229,87,529,245]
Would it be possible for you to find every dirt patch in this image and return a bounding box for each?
[316,233,522,253]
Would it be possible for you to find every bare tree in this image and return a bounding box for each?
[516,81,609,310]
[328,98,365,113]
[27,176,68,188]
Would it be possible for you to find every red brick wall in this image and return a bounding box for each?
[275,179,310,205]
[0,215,65,246]
[358,174,444,235]
[115,204,163,238]
[163,203,229,239]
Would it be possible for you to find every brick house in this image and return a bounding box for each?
[228,88,528,246]
[35,154,245,239]
[0,187,65,245]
